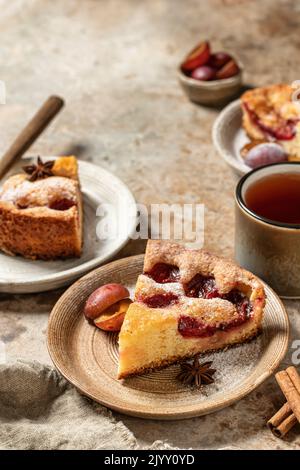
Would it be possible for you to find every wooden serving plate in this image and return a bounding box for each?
[47,255,289,420]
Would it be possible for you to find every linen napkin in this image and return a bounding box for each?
[0,360,138,450]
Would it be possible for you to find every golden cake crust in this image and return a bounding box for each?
[241,84,299,135]
[143,239,264,298]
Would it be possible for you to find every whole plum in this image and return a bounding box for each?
[209,52,231,69]
[191,65,216,81]
[244,143,288,169]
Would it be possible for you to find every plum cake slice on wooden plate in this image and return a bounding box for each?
[118,240,265,379]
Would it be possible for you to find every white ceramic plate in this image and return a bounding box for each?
[212,99,251,175]
[0,157,137,293]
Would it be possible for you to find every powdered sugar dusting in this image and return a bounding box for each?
[188,335,264,399]
[135,275,185,297]
[0,174,77,208]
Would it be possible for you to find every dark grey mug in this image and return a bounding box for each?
[235,162,300,298]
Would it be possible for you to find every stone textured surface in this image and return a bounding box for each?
[0,0,300,449]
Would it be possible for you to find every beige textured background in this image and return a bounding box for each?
[0,0,299,449]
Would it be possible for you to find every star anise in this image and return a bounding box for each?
[176,356,216,388]
[23,156,54,182]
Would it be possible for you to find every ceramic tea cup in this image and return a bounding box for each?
[235,162,300,298]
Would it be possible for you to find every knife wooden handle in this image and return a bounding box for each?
[0,95,64,179]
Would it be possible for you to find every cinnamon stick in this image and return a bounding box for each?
[267,402,297,438]
[287,366,300,394]
[275,369,300,423]
[267,366,300,438]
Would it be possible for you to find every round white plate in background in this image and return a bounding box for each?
[0,158,137,293]
[212,99,251,176]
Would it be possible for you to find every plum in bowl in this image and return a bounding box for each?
[178,40,243,106]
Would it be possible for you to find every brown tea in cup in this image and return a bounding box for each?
[244,172,300,225]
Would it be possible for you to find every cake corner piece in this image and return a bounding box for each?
[0,155,83,260]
